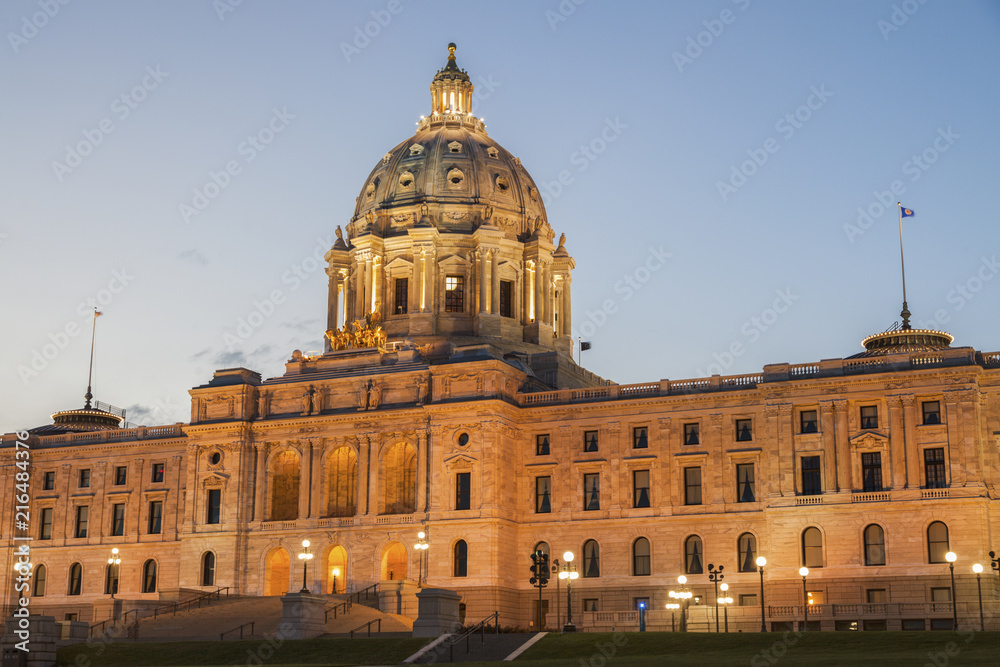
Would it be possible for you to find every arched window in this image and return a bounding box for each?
[270,450,301,521]
[864,524,886,566]
[68,563,82,596]
[632,538,650,576]
[453,540,468,577]
[927,521,949,563]
[583,540,600,578]
[325,446,357,517]
[33,565,46,597]
[738,533,757,572]
[802,527,823,568]
[142,560,157,593]
[202,552,216,586]
[383,442,417,514]
[684,536,703,574]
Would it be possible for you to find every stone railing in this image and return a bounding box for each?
[20,423,185,447]
[852,492,891,503]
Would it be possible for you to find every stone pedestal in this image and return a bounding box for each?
[523,322,553,347]
[3,615,57,667]
[378,580,420,618]
[279,592,328,640]
[474,313,502,338]
[409,312,437,336]
[412,588,463,637]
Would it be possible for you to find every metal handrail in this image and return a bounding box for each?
[220,621,254,641]
[325,598,353,622]
[347,583,379,605]
[449,611,499,661]
[150,586,231,619]
[349,618,381,637]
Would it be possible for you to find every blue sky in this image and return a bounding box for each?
[2,0,998,432]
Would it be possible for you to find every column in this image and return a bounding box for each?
[833,400,851,490]
[363,255,373,315]
[428,250,438,312]
[254,444,267,522]
[415,431,427,513]
[944,396,966,486]
[491,251,500,315]
[326,272,340,351]
[901,396,917,488]
[543,262,553,325]
[887,396,906,490]
[533,261,543,323]
[371,255,381,313]
[561,276,572,336]
[354,257,364,321]
[522,261,533,324]
[355,438,368,517]
[309,442,322,519]
[298,444,310,521]
[478,250,488,313]
[820,402,839,492]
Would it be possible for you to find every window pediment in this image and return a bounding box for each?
[850,432,888,450]
[444,453,477,471]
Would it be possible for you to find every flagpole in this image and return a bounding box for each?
[897,202,911,330]
[85,308,98,408]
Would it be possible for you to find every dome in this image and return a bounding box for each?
[347,44,549,243]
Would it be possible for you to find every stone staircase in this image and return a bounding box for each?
[410,632,538,664]
[127,594,412,642]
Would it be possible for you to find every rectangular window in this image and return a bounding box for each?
[633,470,650,508]
[583,598,599,612]
[148,500,163,534]
[801,456,821,495]
[445,275,464,312]
[739,594,758,607]
[930,587,952,602]
[394,278,408,315]
[43,471,55,490]
[111,503,125,536]
[684,467,702,505]
[902,619,926,631]
[633,597,650,611]
[40,508,53,540]
[206,489,221,524]
[735,419,753,442]
[800,410,818,434]
[535,476,551,513]
[924,448,946,488]
[455,472,471,510]
[922,400,941,425]
[867,589,887,604]
[737,463,756,502]
[535,434,550,456]
[683,423,700,445]
[861,452,883,492]
[75,506,89,538]
[499,280,513,318]
[835,621,859,631]
[79,469,91,488]
[632,426,648,449]
[583,473,600,511]
[806,590,826,605]
[583,430,599,452]
[151,463,165,483]
[114,466,127,485]
[860,405,878,430]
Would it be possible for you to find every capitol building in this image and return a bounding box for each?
[3,45,999,634]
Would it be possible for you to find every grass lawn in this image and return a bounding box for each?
[55,631,1000,666]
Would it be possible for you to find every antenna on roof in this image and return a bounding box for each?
[84,308,102,408]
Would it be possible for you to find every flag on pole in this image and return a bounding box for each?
[900,206,915,218]
[580,341,592,351]
[94,309,103,317]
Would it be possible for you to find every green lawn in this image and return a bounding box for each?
[55,631,1000,666]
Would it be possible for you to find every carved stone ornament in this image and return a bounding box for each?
[849,431,888,451]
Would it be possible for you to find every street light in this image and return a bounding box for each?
[331,567,341,595]
[717,583,733,634]
[551,557,561,629]
[298,540,313,593]
[107,548,121,599]
[666,603,680,632]
[972,564,985,632]
[990,550,999,574]
[415,530,429,586]
[756,556,767,632]
[669,576,693,632]
[558,551,579,632]
[945,551,958,630]
[798,567,809,632]
[707,563,725,633]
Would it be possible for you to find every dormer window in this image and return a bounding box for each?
[447,168,465,187]
[448,141,463,154]
[409,144,424,156]
[495,175,510,193]
[486,146,499,158]
[398,171,414,191]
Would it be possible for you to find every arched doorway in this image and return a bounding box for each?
[381,542,407,581]
[382,443,416,514]
[270,450,301,521]
[264,548,290,596]
[325,545,348,594]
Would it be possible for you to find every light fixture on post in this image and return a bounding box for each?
[718,582,733,634]
[332,566,341,595]
[990,550,999,574]
[551,556,561,629]
[669,576,693,632]
[756,556,767,632]
[415,530,429,586]
[945,551,958,631]
[107,547,120,600]
[558,551,579,632]
[707,563,724,633]
[298,539,313,593]
[666,602,680,632]
[798,567,809,632]
[972,564,984,632]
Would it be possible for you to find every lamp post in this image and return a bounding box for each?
[558,551,579,632]
[798,567,809,631]
[415,530,429,586]
[990,550,999,574]
[972,564,985,632]
[332,567,341,595]
[717,583,733,634]
[756,556,767,632]
[666,603,680,632]
[551,557,561,629]
[669,576,693,632]
[298,540,313,593]
[707,563,724,633]
[107,548,120,599]
[945,551,958,631]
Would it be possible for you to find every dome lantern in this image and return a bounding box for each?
[430,42,474,115]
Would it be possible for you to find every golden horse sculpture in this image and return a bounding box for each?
[325,308,387,351]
